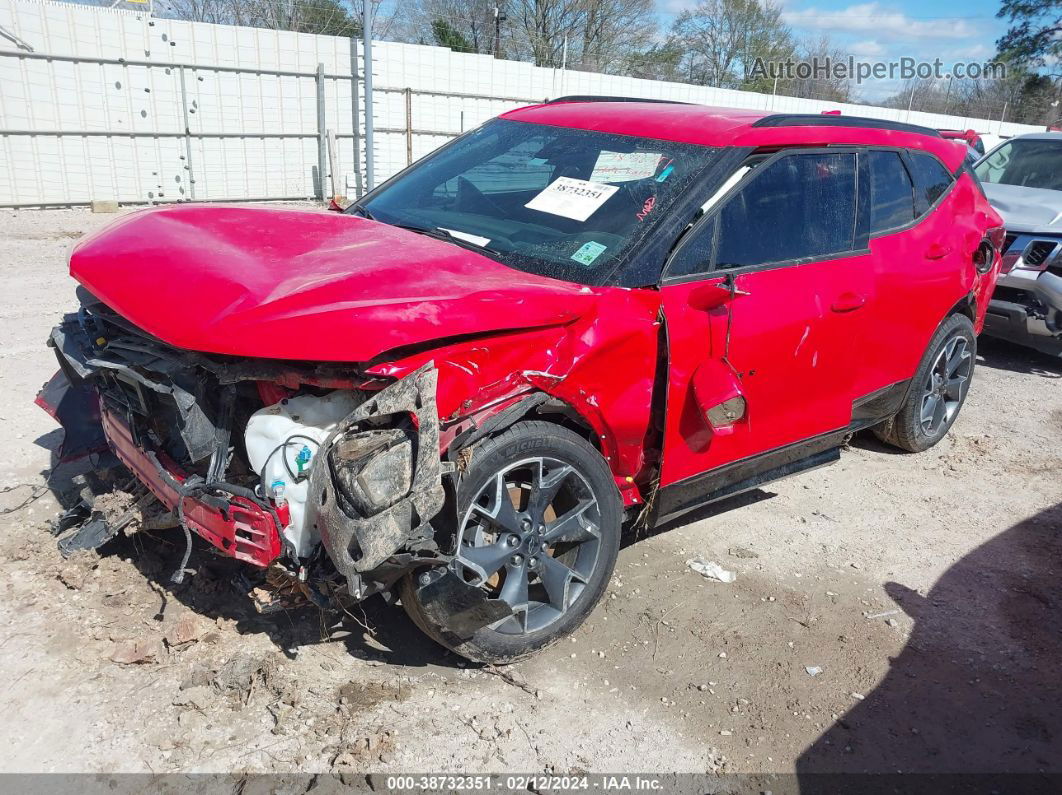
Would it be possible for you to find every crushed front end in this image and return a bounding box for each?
[40,290,447,600]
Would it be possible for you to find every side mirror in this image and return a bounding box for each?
[327,197,346,212]
[687,281,732,312]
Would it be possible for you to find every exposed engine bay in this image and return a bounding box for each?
[41,289,452,608]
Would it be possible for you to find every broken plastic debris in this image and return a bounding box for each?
[805,665,823,677]
[686,558,736,583]
[865,609,900,620]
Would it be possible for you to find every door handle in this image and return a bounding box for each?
[831,292,866,312]
[925,242,952,260]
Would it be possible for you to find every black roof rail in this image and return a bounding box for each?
[545,95,693,105]
[752,113,942,137]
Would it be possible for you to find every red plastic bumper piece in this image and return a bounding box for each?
[100,407,283,567]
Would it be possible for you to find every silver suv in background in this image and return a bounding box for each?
[976,132,1062,357]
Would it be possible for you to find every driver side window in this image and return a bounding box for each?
[667,151,858,279]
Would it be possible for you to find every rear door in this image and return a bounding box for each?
[865,149,965,386]
[657,149,875,488]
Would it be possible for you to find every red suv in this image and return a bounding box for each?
[41,100,1003,662]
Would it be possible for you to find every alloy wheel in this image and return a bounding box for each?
[919,335,972,435]
[453,457,602,635]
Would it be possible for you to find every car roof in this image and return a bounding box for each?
[1006,132,1062,142]
[501,99,966,170]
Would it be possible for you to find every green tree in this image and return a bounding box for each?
[431,18,476,52]
[996,0,1062,74]
[294,0,361,37]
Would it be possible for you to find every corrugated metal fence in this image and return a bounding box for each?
[0,0,1045,207]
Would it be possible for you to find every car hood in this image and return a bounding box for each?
[70,205,597,362]
[981,182,1062,235]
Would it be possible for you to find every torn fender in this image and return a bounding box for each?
[366,288,664,507]
[306,364,445,596]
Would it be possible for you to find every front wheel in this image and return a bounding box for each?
[875,313,976,453]
[401,420,622,663]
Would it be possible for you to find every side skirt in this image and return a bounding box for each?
[652,429,847,527]
[648,380,911,529]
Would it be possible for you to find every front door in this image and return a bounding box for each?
[657,149,875,490]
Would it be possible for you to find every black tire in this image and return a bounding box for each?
[874,313,976,453]
[401,420,622,664]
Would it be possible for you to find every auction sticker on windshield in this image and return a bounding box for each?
[525,177,619,222]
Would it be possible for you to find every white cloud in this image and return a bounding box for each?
[781,2,978,41]
[941,43,995,60]
[848,39,887,57]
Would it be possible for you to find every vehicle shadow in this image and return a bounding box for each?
[977,336,1062,378]
[796,502,1062,790]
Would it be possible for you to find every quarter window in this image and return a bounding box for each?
[906,151,953,215]
[668,151,858,277]
[868,150,915,233]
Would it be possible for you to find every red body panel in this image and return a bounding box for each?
[101,406,283,566]
[658,255,876,485]
[70,205,596,362]
[365,288,662,507]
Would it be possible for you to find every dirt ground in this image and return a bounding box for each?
[0,207,1059,783]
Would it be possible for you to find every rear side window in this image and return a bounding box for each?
[868,150,914,233]
[713,152,857,269]
[906,151,953,215]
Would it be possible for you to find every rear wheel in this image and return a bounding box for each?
[401,421,621,663]
[874,313,976,452]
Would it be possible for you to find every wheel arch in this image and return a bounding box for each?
[948,292,977,324]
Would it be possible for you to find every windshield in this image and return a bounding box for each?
[975,138,1062,192]
[355,119,721,285]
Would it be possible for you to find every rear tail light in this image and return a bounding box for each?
[986,226,1010,273]
[973,240,994,274]
[987,226,1007,252]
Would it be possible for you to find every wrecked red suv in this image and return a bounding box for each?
[40,100,1003,662]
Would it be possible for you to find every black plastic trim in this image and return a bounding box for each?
[545,95,693,105]
[752,114,942,137]
[652,429,848,526]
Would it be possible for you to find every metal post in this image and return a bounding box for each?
[404,87,413,166]
[177,65,196,201]
[349,37,363,199]
[362,0,375,191]
[316,62,327,202]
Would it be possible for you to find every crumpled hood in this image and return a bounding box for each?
[982,182,1062,235]
[70,205,598,362]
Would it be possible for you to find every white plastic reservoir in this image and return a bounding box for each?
[244,390,360,558]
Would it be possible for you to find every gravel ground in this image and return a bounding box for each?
[0,207,1059,781]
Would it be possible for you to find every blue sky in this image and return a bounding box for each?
[657,0,1010,101]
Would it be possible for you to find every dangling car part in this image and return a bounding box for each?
[305,364,447,600]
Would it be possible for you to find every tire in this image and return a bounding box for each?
[401,420,622,664]
[874,313,976,453]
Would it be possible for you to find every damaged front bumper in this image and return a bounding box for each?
[100,404,285,566]
[41,305,451,595]
[306,365,447,599]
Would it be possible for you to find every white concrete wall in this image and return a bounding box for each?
[0,0,1044,206]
